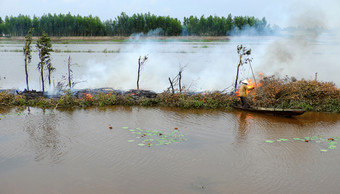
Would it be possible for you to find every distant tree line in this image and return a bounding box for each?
[183,14,271,36]
[0,12,275,37]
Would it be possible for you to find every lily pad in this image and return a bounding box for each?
[320,149,328,152]
[328,142,338,146]
[138,143,145,146]
[293,138,303,141]
[128,140,135,142]
[265,140,274,143]
[122,127,129,129]
[304,137,311,140]
[129,129,135,132]
[278,138,289,142]
[328,145,336,150]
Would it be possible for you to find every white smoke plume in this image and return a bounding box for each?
[256,0,340,86]
[76,0,340,92]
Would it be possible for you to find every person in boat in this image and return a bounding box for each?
[239,80,254,108]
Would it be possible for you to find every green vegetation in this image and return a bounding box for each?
[36,32,53,92]
[0,12,274,37]
[0,91,237,109]
[0,77,339,113]
[183,14,271,36]
[121,126,187,147]
[264,135,340,152]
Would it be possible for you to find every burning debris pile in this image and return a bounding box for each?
[246,75,340,112]
[16,89,44,99]
[0,76,339,113]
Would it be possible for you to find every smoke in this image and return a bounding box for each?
[77,35,237,92]
[76,0,340,92]
[255,0,340,86]
[229,24,279,37]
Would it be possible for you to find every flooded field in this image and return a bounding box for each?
[1,35,340,92]
[0,107,339,193]
[1,36,340,193]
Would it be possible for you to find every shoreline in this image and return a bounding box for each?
[0,35,279,42]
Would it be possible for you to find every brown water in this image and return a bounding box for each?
[0,106,339,194]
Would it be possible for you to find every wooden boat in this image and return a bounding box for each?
[234,106,305,117]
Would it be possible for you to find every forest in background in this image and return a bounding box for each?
[0,12,275,37]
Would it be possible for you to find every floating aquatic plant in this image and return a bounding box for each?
[264,135,339,152]
[121,126,186,147]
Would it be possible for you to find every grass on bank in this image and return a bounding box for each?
[0,77,339,112]
[0,91,237,110]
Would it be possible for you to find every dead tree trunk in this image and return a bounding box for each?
[24,49,29,91]
[136,55,148,91]
[40,62,45,92]
[137,57,141,91]
[168,77,175,94]
[68,56,72,88]
[48,68,52,87]
[234,55,242,93]
[178,71,182,94]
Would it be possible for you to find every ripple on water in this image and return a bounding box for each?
[0,107,339,194]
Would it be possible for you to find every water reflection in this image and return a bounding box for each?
[236,112,251,140]
[24,109,68,164]
[0,107,11,115]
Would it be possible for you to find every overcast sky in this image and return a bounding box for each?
[0,0,339,29]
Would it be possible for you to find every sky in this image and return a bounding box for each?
[1,0,339,29]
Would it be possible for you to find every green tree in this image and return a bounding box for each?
[23,28,34,91]
[36,32,53,92]
[0,17,4,36]
[32,16,40,36]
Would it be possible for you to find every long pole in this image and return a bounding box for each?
[249,61,257,89]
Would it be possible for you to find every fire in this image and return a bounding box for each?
[85,93,93,100]
[236,73,264,97]
[246,78,263,91]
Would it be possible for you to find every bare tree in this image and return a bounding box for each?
[168,77,175,94]
[168,64,186,94]
[23,28,33,91]
[68,56,72,88]
[137,55,148,91]
[234,45,252,93]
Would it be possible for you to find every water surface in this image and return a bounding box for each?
[0,107,339,193]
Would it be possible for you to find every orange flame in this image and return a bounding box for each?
[85,93,93,100]
[236,73,264,97]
